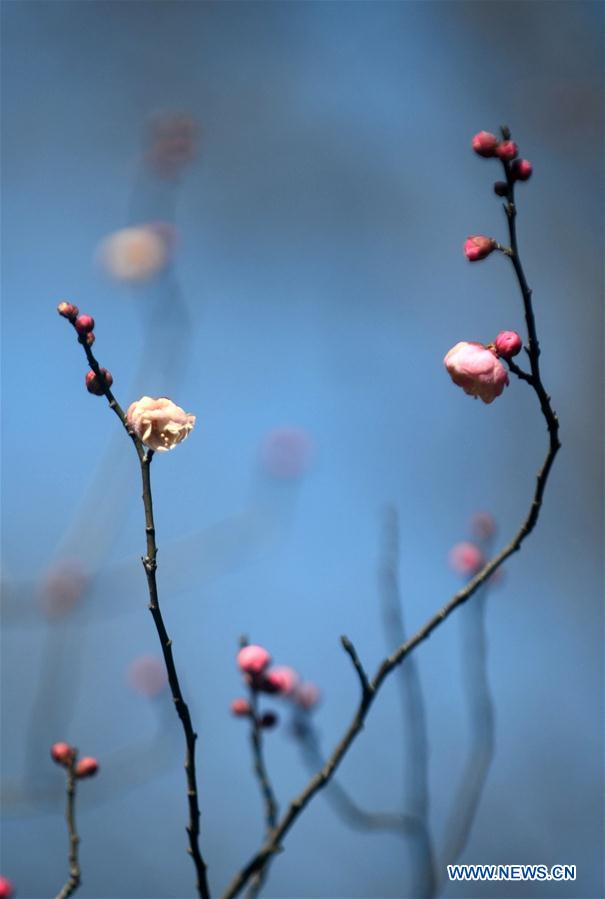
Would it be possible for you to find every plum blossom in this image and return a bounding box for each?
[126,397,195,452]
[98,224,173,282]
[444,342,509,404]
[449,542,484,576]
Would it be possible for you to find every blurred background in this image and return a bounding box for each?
[1,2,603,898]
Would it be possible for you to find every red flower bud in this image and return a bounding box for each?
[237,645,271,676]
[230,698,251,717]
[494,330,523,359]
[57,301,79,322]
[260,711,278,729]
[75,757,99,779]
[0,876,14,898]
[495,140,518,161]
[51,742,75,766]
[511,158,533,182]
[74,314,95,335]
[85,369,113,396]
[464,236,496,262]
[471,131,499,158]
[493,181,508,197]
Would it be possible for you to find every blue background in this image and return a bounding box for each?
[1,2,603,898]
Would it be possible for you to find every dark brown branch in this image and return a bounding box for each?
[63,321,211,899]
[220,129,560,899]
[54,756,80,899]
[340,636,371,699]
[245,689,279,899]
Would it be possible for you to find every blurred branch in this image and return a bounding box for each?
[220,129,560,899]
[246,688,279,899]
[54,756,80,899]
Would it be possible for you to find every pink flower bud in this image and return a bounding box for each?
[51,742,75,766]
[295,682,321,710]
[263,666,299,696]
[85,369,113,396]
[85,332,95,347]
[230,698,251,717]
[128,656,167,697]
[464,236,496,262]
[0,876,14,899]
[495,140,518,161]
[471,512,497,541]
[260,711,278,729]
[237,644,271,676]
[448,542,484,576]
[444,341,509,404]
[471,131,499,158]
[57,301,79,322]
[511,158,533,181]
[494,330,523,359]
[75,757,99,779]
[74,314,95,335]
[493,181,508,197]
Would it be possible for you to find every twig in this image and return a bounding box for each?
[245,689,279,899]
[62,326,211,899]
[54,756,80,899]
[220,129,560,899]
[340,636,371,699]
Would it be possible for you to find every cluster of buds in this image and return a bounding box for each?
[472,130,533,198]
[57,302,106,371]
[444,330,523,404]
[231,644,320,730]
[50,742,99,779]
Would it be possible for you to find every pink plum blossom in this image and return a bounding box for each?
[464,236,496,262]
[126,396,195,452]
[0,876,13,899]
[98,225,172,282]
[237,644,271,676]
[51,742,75,766]
[295,682,321,710]
[449,542,484,576]
[263,666,299,695]
[494,330,523,359]
[444,342,509,404]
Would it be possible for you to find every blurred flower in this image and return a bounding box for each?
[263,666,299,696]
[449,542,485,576]
[260,711,278,729]
[0,876,13,898]
[128,656,168,698]
[39,559,88,618]
[126,396,195,452]
[51,742,75,766]
[146,113,198,178]
[464,236,496,262]
[237,645,271,676]
[260,427,314,480]
[75,757,99,779]
[98,224,173,283]
[295,682,321,710]
[230,698,251,717]
[470,512,497,541]
[444,341,509,404]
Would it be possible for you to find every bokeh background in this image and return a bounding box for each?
[1,2,603,898]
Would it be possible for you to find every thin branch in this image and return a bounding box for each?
[62,321,211,899]
[245,689,279,899]
[54,756,80,899]
[340,636,371,699]
[220,129,560,899]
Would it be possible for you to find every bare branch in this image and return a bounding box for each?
[54,756,80,899]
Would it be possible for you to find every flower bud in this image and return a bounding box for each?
[260,711,278,729]
[57,301,79,322]
[493,181,508,197]
[263,666,299,696]
[464,236,496,262]
[495,140,518,161]
[471,131,499,158]
[0,876,14,899]
[471,512,497,541]
[230,698,251,717]
[85,368,113,396]
[85,332,95,347]
[75,757,99,779]
[51,742,75,766]
[448,542,484,576]
[494,330,523,359]
[237,644,271,676]
[74,314,95,336]
[511,158,533,181]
